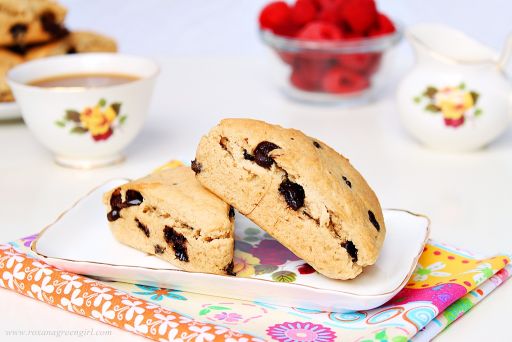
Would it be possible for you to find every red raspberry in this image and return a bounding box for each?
[291,69,316,91]
[291,0,318,26]
[369,13,396,36]
[364,53,382,76]
[340,0,377,34]
[316,0,345,24]
[290,57,333,91]
[259,1,297,36]
[322,67,370,93]
[339,52,382,75]
[277,51,295,65]
[297,21,343,41]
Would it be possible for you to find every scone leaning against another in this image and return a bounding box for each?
[193,118,386,280]
[0,49,23,102]
[102,166,235,275]
[0,0,68,46]
[25,31,117,60]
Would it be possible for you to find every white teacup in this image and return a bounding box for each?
[7,53,159,168]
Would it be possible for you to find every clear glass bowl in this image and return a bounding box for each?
[260,24,403,105]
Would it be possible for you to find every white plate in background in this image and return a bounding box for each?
[0,102,21,120]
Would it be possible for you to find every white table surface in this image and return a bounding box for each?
[1,1,512,341]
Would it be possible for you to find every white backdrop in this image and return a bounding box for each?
[61,0,512,57]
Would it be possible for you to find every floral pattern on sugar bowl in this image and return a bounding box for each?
[397,24,512,152]
[413,83,482,128]
[55,98,127,141]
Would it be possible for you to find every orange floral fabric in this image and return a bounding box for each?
[0,243,261,342]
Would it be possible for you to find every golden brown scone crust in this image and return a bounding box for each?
[194,118,386,279]
[103,166,235,275]
[0,0,67,46]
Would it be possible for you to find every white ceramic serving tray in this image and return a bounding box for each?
[33,179,430,312]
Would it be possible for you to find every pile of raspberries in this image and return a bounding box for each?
[259,0,396,94]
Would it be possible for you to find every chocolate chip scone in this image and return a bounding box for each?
[102,166,235,275]
[0,0,68,46]
[25,31,117,60]
[193,118,386,280]
[0,49,23,102]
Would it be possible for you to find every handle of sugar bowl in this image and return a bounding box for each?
[498,33,512,72]
[498,33,512,122]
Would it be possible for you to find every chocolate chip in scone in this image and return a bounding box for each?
[368,210,380,231]
[224,261,236,276]
[342,176,352,188]
[243,149,255,161]
[279,179,305,210]
[163,226,189,262]
[191,159,202,174]
[9,24,28,40]
[66,47,77,54]
[135,218,150,237]
[219,136,229,150]
[313,141,321,148]
[110,188,122,207]
[107,188,143,221]
[253,141,280,168]
[154,244,165,255]
[341,241,358,262]
[125,190,143,207]
[40,11,69,38]
[229,206,235,218]
[40,11,56,30]
[107,209,120,222]
[8,44,27,55]
[107,188,123,221]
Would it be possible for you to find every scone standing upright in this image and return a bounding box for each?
[193,118,386,280]
[102,166,235,275]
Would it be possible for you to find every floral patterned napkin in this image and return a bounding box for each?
[1,234,509,342]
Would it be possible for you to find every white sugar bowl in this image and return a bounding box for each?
[397,24,512,152]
